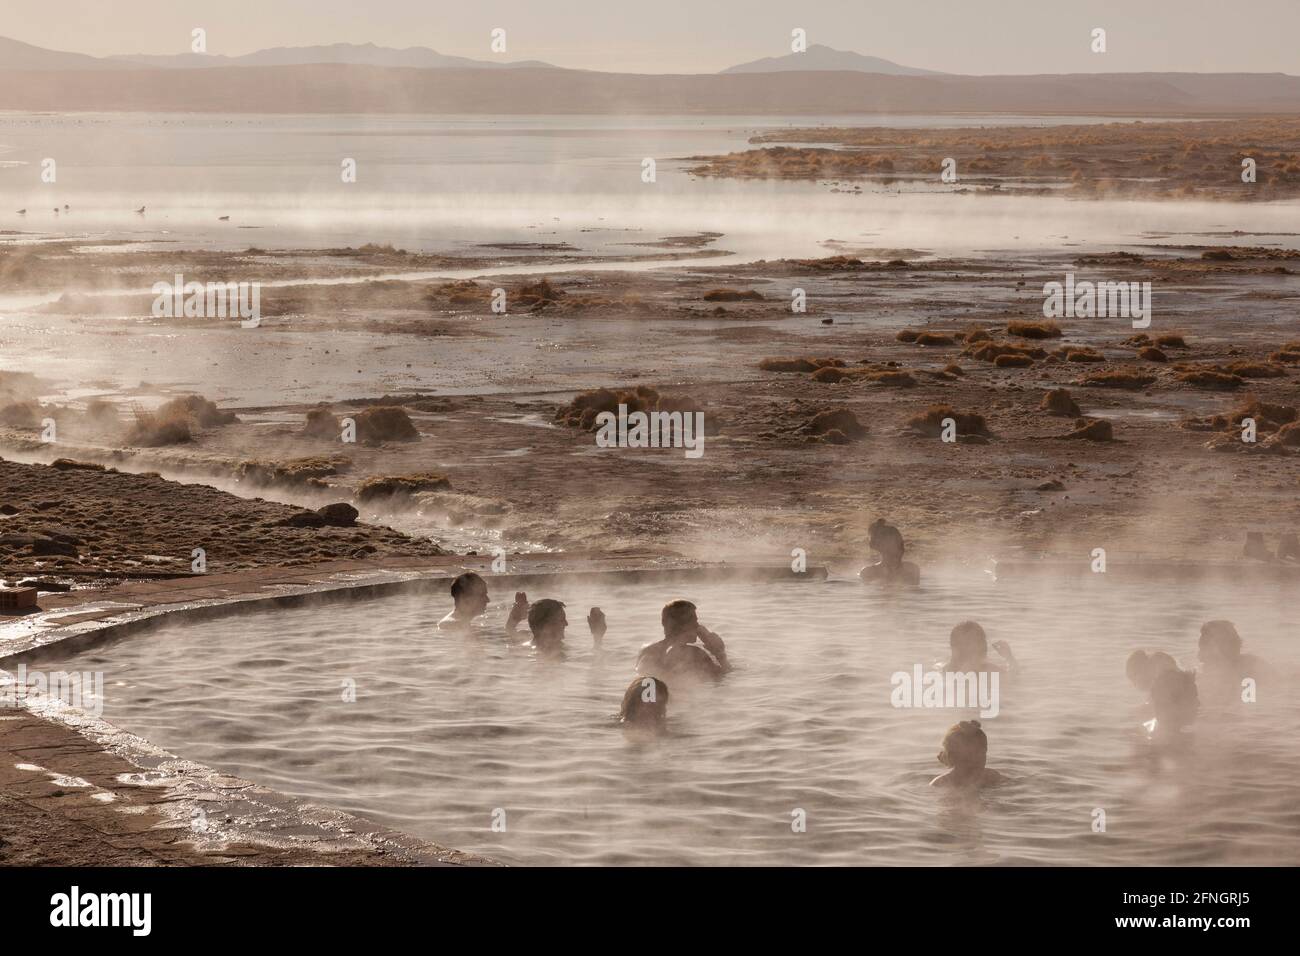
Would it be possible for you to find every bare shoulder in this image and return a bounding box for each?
[982,768,1008,787]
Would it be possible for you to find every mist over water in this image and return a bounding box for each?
[62,573,1298,866]
[5,112,1300,263]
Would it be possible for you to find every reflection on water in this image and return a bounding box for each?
[63,573,1299,865]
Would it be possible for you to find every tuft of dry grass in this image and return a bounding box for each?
[964,341,1046,363]
[915,332,957,346]
[804,408,868,440]
[1041,388,1081,417]
[126,404,192,446]
[237,456,350,486]
[1078,370,1158,389]
[302,405,340,438]
[759,356,844,373]
[356,472,451,501]
[1177,370,1244,390]
[1221,361,1288,379]
[1062,418,1115,441]
[906,404,990,437]
[354,405,420,442]
[1007,320,1062,339]
[994,353,1034,368]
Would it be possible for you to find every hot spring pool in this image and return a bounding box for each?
[59,572,1299,866]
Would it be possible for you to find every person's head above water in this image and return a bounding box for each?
[949,621,988,663]
[938,719,988,773]
[527,598,568,647]
[449,571,489,618]
[1126,649,1179,691]
[869,517,905,564]
[1150,668,1199,732]
[661,600,699,641]
[620,676,669,728]
[1198,620,1243,665]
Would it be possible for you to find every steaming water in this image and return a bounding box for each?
[5,111,1300,406]
[3,112,1300,266]
[61,573,1299,865]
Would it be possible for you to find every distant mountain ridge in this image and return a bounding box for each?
[110,41,557,71]
[0,35,557,71]
[721,44,942,76]
[0,35,134,70]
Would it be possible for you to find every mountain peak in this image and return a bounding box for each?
[720,44,942,76]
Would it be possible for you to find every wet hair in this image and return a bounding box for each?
[449,571,486,602]
[527,598,567,635]
[949,621,988,657]
[1199,620,1242,660]
[870,518,904,562]
[1150,668,1199,731]
[661,600,698,634]
[1126,649,1179,691]
[939,719,988,770]
[620,676,669,726]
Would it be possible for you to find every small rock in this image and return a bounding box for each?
[274,510,327,529]
[316,502,359,527]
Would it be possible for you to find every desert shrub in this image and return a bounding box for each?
[354,405,420,442]
[994,354,1034,368]
[302,405,341,438]
[356,473,451,501]
[1041,389,1081,417]
[1062,418,1115,441]
[758,356,844,373]
[238,456,350,486]
[916,332,956,346]
[907,404,990,437]
[804,408,868,440]
[1007,320,1062,339]
[0,401,40,428]
[126,404,192,446]
[1078,371,1158,389]
[1177,370,1244,390]
[1222,361,1288,379]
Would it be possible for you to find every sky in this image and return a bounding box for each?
[2,0,1298,75]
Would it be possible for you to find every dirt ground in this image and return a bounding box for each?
[4,243,1298,574]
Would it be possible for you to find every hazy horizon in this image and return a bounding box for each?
[2,0,1299,75]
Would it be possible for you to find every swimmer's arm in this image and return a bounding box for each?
[991,640,1018,672]
[505,592,529,636]
[696,626,729,668]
